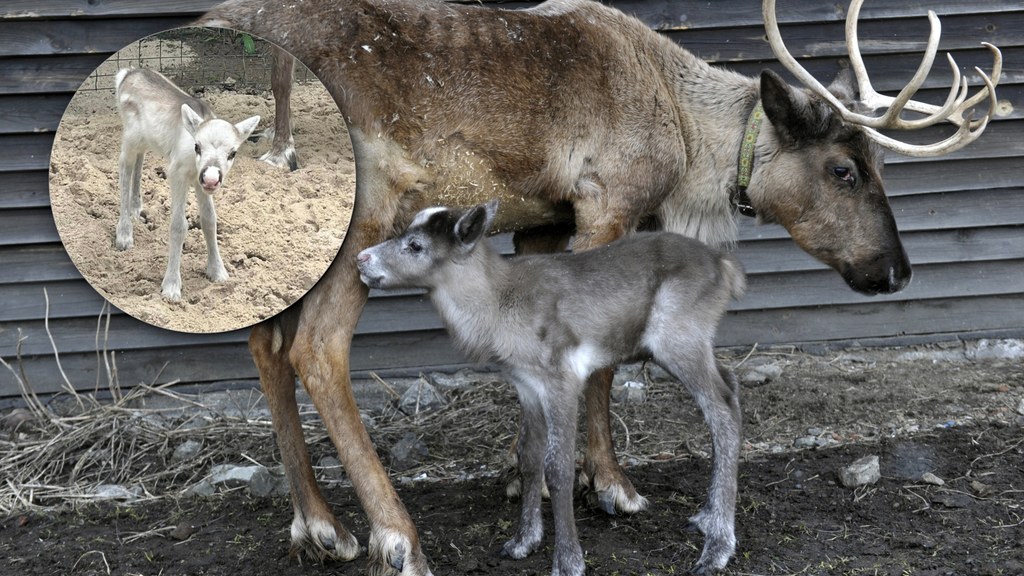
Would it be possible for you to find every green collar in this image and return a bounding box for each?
[733,100,763,218]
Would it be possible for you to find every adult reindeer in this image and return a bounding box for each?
[200,0,999,574]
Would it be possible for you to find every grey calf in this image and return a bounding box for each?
[357,201,745,575]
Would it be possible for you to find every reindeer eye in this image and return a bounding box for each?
[407,240,423,254]
[194,143,201,155]
[832,166,855,185]
[228,150,236,160]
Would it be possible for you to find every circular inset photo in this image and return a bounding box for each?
[49,27,354,333]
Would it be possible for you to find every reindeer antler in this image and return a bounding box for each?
[763,0,1002,156]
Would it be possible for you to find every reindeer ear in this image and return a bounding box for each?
[234,115,261,141]
[181,104,204,136]
[454,202,497,249]
[760,69,831,145]
[827,68,859,104]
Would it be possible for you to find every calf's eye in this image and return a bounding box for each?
[194,143,201,155]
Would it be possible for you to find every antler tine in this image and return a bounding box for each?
[763,0,1002,156]
[864,66,997,157]
[957,42,1003,125]
[848,4,978,130]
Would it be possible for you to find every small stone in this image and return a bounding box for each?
[920,472,945,486]
[429,369,481,391]
[206,464,287,497]
[318,456,345,482]
[807,427,824,436]
[1,408,36,431]
[970,480,993,497]
[612,380,647,404]
[389,432,429,472]
[92,484,141,501]
[793,436,817,449]
[398,379,446,416]
[171,439,203,464]
[170,522,195,541]
[840,455,881,488]
[740,363,782,387]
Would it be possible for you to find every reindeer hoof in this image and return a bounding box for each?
[580,468,649,515]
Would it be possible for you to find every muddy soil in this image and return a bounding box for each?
[48,33,354,333]
[2,345,1024,575]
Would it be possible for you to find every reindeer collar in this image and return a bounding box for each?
[733,100,764,218]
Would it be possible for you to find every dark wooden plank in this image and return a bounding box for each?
[885,156,1024,196]
[738,186,1024,241]
[0,245,80,284]
[0,18,194,57]
[0,281,110,323]
[720,46,1023,96]
[0,53,106,94]
[0,94,71,134]
[0,133,52,172]
[0,342,256,397]
[0,171,51,209]
[717,293,1024,346]
[1,1,217,19]
[667,11,1017,62]
[0,208,59,246]
[0,315,247,358]
[736,226,1024,275]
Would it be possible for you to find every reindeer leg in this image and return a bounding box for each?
[572,199,649,515]
[251,313,361,563]
[504,225,572,501]
[195,185,229,282]
[290,230,431,576]
[259,46,299,171]
[160,167,189,301]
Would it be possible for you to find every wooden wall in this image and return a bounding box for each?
[2,0,1022,399]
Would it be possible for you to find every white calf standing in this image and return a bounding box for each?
[114,68,260,301]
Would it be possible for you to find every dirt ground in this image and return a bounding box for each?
[2,342,1022,575]
[48,31,354,333]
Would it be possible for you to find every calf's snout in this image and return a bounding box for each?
[200,166,222,191]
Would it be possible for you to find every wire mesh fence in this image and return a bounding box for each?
[80,27,317,94]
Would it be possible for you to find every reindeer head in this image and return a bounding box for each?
[181,105,260,193]
[750,0,1001,294]
[357,202,498,290]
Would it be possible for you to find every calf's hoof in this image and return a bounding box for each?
[161,281,182,302]
[687,511,736,575]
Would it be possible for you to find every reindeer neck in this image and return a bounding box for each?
[427,244,514,361]
[659,48,761,247]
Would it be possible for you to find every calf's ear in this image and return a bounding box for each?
[454,202,498,250]
[181,104,205,137]
[234,115,261,141]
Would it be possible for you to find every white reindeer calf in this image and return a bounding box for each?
[114,68,259,301]
[357,201,746,575]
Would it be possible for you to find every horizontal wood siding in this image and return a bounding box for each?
[1,0,1022,398]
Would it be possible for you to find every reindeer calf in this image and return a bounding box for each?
[114,68,260,301]
[357,201,745,575]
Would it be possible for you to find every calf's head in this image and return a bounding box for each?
[751,70,911,295]
[357,202,498,290]
[181,104,260,193]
